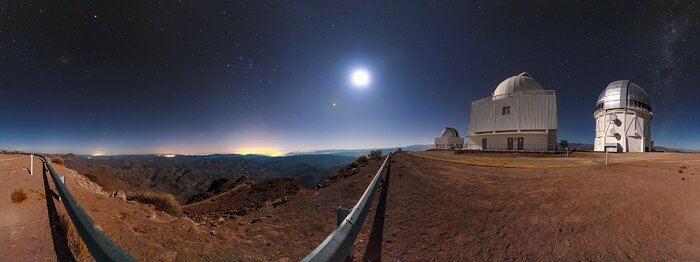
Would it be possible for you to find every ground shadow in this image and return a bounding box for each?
[41,161,76,262]
[362,165,391,261]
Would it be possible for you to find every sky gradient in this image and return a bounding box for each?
[1,1,699,154]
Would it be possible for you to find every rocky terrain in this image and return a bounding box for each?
[61,153,354,203]
[43,153,383,261]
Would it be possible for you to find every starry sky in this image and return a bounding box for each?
[1,1,699,154]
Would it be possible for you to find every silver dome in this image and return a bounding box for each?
[440,127,459,137]
[595,80,652,113]
[493,72,544,97]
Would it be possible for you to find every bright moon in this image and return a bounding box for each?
[351,70,370,87]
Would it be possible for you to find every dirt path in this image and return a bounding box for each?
[376,152,700,260]
[0,155,57,261]
[182,183,249,208]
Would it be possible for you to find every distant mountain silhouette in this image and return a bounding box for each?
[568,143,594,151]
[287,144,433,157]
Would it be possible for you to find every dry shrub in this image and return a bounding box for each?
[355,155,369,165]
[50,157,64,165]
[11,189,27,203]
[58,214,91,261]
[114,211,126,219]
[132,226,147,234]
[127,191,183,217]
[369,150,382,161]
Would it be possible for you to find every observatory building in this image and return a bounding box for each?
[466,72,558,151]
[434,127,464,149]
[593,80,653,152]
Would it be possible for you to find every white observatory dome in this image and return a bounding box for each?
[440,127,459,137]
[493,72,544,97]
[595,80,652,113]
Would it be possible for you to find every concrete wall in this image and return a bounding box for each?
[594,108,652,152]
[465,131,556,151]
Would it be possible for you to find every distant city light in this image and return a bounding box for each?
[235,149,283,157]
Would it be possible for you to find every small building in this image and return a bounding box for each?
[435,127,464,149]
[593,80,653,152]
[466,72,558,151]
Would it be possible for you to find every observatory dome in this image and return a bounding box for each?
[440,127,459,137]
[493,72,544,97]
[595,80,652,112]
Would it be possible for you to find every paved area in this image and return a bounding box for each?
[0,154,56,261]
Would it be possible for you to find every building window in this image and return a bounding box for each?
[502,106,511,115]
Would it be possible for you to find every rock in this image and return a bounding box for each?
[271,197,287,207]
[109,190,127,201]
[218,217,224,222]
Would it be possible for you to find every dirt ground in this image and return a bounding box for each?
[379,151,700,260]
[0,155,57,261]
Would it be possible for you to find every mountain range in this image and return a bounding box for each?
[61,153,355,203]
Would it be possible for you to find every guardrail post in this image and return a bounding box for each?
[383,159,390,182]
[336,208,350,227]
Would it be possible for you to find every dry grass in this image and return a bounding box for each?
[132,226,147,234]
[114,211,126,219]
[127,191,183,217]
[50,157,64,165]
[57,214,91,261]
[11,188,28,203]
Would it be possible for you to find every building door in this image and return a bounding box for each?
[517,137,524,150]
[482,138,487,150]
[507,138,514,150]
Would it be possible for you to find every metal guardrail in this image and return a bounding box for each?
[33,154,137,262]
[302,152,392,262]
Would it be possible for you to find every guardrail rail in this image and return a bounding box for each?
[34,154,136,262]
[302,152,392,261]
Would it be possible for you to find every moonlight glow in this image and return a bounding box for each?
[351,70,370,87]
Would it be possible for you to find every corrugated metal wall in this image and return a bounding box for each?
[469,93,557,134]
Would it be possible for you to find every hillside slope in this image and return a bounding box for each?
[46,155,385,261]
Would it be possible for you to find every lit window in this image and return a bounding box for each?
[502,106,511,115]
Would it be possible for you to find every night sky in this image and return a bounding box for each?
[1,1,699,154]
